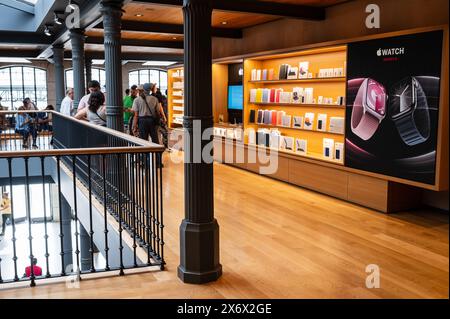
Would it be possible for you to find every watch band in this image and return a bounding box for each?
[348,78,381,141]
[393,76,439,146]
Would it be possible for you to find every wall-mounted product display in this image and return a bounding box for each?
[345,30,443,185]
[213,27,447,212]
[245,45,347,164]
[168,67,185,128]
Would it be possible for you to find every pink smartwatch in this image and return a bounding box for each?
[348,78,387,141]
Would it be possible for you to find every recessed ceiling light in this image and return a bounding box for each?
[135,14,144,17]
[54,12,64,25]
[172,37,177,40]
[221,21,228,25]
[44,25,52,37]
[142,61,177,67]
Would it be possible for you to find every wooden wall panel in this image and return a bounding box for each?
[212,64,229,123]
[347,173,388,212]
[288,159,348,200]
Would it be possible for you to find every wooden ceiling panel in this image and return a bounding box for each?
[123,3,279,29]
[86,29,184,41]
[211,11,278,28]
[123,3,183,24]
[84,43,183,54]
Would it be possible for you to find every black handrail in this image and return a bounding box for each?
[0,111,165,287]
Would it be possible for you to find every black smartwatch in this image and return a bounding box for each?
[390,76,439,146]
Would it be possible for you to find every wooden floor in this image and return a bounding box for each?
[0,152,448,299]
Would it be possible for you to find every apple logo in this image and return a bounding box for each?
[377,48,382,56]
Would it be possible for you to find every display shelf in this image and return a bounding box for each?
[168,66,185,128]
[246,142,344,165]
[251,102,344,108]
[249,77,346,84]
[244,45,347,161]
[255,123,345,136]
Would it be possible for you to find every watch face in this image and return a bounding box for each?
[365,79,387,116]
[390,77,417,118]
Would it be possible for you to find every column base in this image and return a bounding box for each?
[178,219,222,284]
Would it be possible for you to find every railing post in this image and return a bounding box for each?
[178,0,222,284]
[60,196,74,273]
[79,224,92,272]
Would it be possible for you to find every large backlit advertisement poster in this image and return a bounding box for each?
[345,30,443,185]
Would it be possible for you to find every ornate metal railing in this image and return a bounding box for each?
[0,111,165,287]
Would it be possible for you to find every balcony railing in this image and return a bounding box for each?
[0,110,165,287]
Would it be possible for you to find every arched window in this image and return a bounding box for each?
[128,69,168,94]
[65,67,106,91]
[0,66,47,110]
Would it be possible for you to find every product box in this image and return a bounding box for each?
[256,69,262,81]
[248,129,256,145]
[281,115,292,127]
[296,139,308,155]
[334,142,344,162]
[304,112,315,130]
[293,116,303,129]
[279,92,292,104]
[323,138,335,159]
[250,89,257,103]
[317,114,327,132]
[304,88,314,104]
[292,87,303,104]
[269,130,281,149]
[251,69,257,81]
[299,62,309,79]
[329,117,345,134]
[281,136,294,151]
[262,69,268,81]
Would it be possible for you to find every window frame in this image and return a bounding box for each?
[128,68,168,93]
[64,67,106,92]
[0,65,48,110]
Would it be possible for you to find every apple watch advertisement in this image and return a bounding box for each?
[345,30,443,185]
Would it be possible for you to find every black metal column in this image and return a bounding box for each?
[70,28,86,112]
[85,58,93,93]
[178,0,222,284]
[52,44,65,112]
[101,0,124,132]
[60,196,73,273]
[79,223,92,272]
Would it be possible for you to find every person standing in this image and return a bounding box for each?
[153,87,169,150]
[74,80,102,120]
[60,88,74,116]
[86,92,107,127]
[0,192,12,237]
[123,85,137,134]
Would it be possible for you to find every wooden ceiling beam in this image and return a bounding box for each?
[64,51,184,61]
[133,0,326,20]
[0,31,53,45]
[0,49,41,58]
[86,36,184,49]
[95,20,243,38]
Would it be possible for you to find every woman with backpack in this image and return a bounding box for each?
[86,91,107,127]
